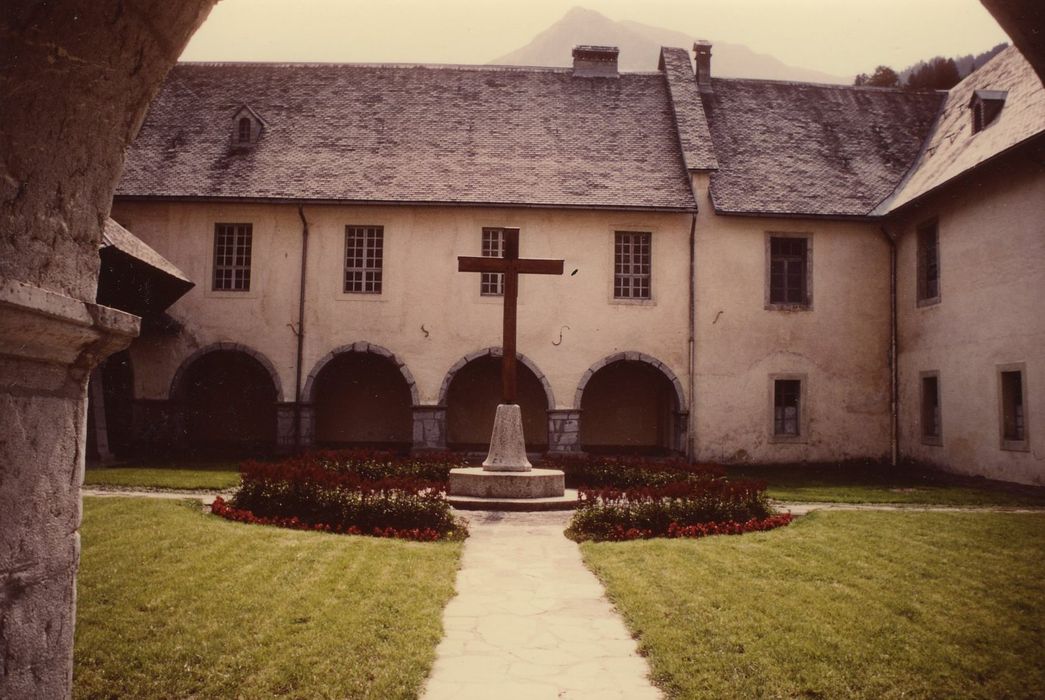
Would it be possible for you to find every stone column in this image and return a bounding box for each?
[298,404,316,450]
[412,406,447,451]
[276,402,297,453]
[0,279,137,698]
[87,370,113,462]
[547,409,583,454]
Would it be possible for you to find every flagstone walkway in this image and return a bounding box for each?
[421,510,662,700]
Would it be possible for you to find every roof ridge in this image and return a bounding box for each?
[712,75,943,94]
[173,60,661,75]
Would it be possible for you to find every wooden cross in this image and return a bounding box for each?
[458,228,563,404]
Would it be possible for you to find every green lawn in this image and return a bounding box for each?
[84,462,241,490]
[727,463,1045,506]
[583,511,1045,699]
[74,497,462,699]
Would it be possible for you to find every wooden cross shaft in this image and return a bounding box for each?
[458,228,563,404]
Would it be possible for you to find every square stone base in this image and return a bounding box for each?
[448,467,565,499]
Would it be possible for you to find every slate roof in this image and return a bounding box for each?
[702,79,944,217]
[879,46,1045,213]
[658,48,717,171]
[101,218,191,284]
[117,62,697,211]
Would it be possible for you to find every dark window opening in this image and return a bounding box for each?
[213,223,252,291]
[614,231,651,299]
[921,375,940,441]
[344,225,383,294]
[1001,370,1025,442]
[769,237,808,305]
[481,228,504,296]
[917,221,939,303]
[237,117,252,143]
[774,379,801,436]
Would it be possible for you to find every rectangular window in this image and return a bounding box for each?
[614,231,651,299]
[917,220,940,304]
[480,228,504,296]
[920,373,941,445]
[212,223,252,291]
[774,379,802,436]
[999,367,1028,449]
[344,225,383,294]
[768,236,809,306]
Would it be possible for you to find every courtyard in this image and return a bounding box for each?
[75,464,1045,699]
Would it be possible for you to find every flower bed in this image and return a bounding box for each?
[541,454,725,489]
[214,451,466,540]
[565,471,793,542]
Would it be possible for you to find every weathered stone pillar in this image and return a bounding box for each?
[276,402,297,453]
[87,370,113,462]
[674,411,690,456]
[547,409,583,454]
[298,403,316,450]
[1,3,216,696]
[412,406,448,451]
[0,280,138,697]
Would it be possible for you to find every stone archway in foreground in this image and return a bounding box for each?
[0,4,217,697]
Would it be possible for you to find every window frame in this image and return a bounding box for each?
[613,230,652,301]
[480,227,505,297]
[343,225,384,295]
[211,222,253,293]
[768,373,808,444]
[997,363,1029,451]
[919,370,942,446]
[916,218,941,307]
[765,232,813,311]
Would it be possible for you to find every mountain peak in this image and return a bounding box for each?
[492,7,849,84]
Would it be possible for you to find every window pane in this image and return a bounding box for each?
[213,223,252,291]
[614,231,651,300]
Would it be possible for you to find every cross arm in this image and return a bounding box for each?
[458,256,506,273]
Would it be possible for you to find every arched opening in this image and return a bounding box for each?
[446,355,548,451]
[102,350,135,456]
[312,352,413,448]
[580,360,679,455]
[178,350,278,455]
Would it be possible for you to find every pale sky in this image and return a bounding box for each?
[181,0,1008,77]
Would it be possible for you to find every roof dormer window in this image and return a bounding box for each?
[969,90,1007,134]
[231,105,265,149]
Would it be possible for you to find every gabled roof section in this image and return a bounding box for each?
[116,62,696,212]
[232,103,267,126]
[879,46,1045,214]
[658,47,717,171]
[100,219,190,284]
[702,79,943,218]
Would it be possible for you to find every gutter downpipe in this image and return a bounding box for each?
[880,225,899,467]
[294,205,310,451]
[687,212,697,462]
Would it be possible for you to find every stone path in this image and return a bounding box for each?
[81,487,220,504]
[421,510,661,700]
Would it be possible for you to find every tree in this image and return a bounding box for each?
[906,57,961,90]
[854,65,900,87]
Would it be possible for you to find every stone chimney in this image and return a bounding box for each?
[693,40,713,92]
[572,45,619,78]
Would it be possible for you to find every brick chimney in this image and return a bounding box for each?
[572,45,619,78]
[693,40,713,92]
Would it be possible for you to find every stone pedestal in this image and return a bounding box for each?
[481,403,531,471]
[448,467,566,498]
[0,279,138,699]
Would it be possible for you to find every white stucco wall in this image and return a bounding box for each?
[110,201,694,415]
[691,174,893,463]
[893,154,1045,485]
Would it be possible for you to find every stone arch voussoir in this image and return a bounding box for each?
[574,351,686,412]
[169,342,284,402]
[437,347,555,409]
[302,342,419,405]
